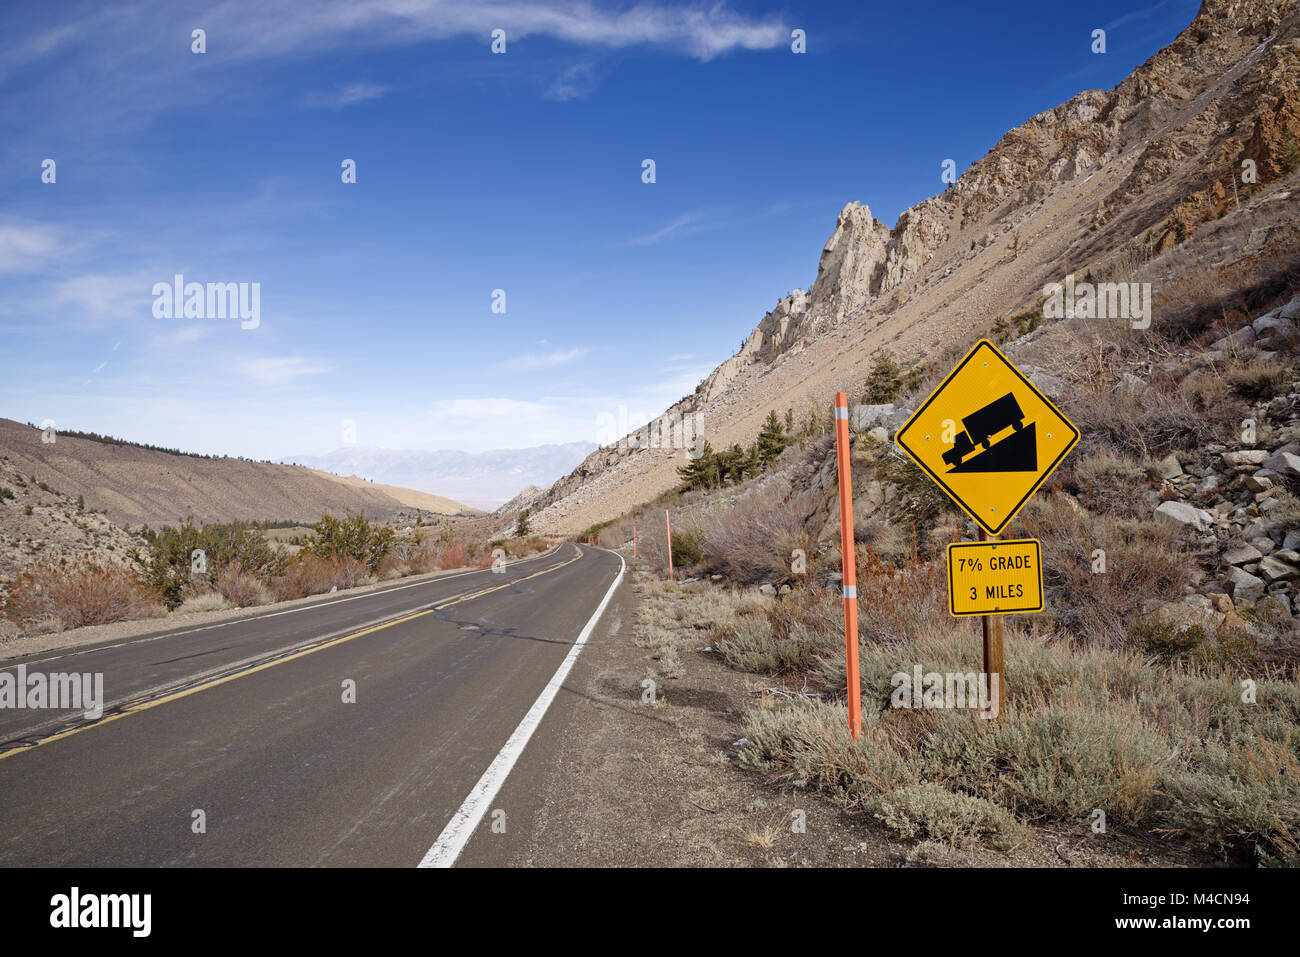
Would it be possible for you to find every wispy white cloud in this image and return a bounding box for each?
[500,346,589,370]
[0,221,62,273]
[228,0,788,62]
[1103,0,1172,32]
[625,212,703,246]
[545,63,597,101]
[51,273,153,320]
[304,80,391,107]
[238,356,330,385]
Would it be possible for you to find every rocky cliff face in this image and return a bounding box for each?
[530,0,1300,533]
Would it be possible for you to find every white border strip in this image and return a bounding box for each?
[418,547,626,868]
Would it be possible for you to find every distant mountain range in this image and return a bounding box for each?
[283,443,597,510]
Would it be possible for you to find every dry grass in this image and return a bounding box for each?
[692,481,818,585]
[733,597,1300,864]
[3,557,163,629]
[1015,492,1196,646]
[175,591,231,614]
[664,554,1299,864]
[214,562,272,607]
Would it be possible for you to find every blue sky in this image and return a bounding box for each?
[0,0,1198,458]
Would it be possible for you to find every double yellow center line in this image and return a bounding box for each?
[0,549,584,761]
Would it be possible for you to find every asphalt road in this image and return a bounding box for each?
[0,543,623,866]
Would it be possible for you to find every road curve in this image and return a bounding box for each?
[0,543,623,866]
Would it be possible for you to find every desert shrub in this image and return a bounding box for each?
[1161,734,1300,864]
[1016,493,1194,645]
[740,699,918,798]
[376,553,411,580]
[876,449,956,533]
[1126,615,1260,671]
[302,511,395,572]
[1069,450,1155,518]
[175,591,231,614]
[855,549,949,645]
[139,517,286,609]
[670,530,703,567]
[693,482,816,584]
[867,783,1026,850]
[713,596,835,674]
[437,543,469,570]
[215,562,272,607]
[596,522,628,549]
[1149,222,1300,345]
[4,557,162,629]
[676,573,1300,861]
[270,553,345,601]
[1226,359,1293,401]
[1066,372,1247,459]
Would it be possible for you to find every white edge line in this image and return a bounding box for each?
[419,546,625,868]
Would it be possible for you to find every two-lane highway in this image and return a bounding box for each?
[0,543,623,866]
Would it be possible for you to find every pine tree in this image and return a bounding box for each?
[862,349,904,403]
[677,439,718,491]
[755,409,791,467]
[515,508,532,537]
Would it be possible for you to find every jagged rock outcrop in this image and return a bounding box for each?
[530,0,1300,534]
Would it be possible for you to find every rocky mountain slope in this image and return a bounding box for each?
[530,0,1300,533]
[0,456,142,585]
[0,417,474,532]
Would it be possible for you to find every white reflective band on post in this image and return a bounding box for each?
[834,407,849,419]
[843,585,856,598]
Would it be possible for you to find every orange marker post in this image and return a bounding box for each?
[834,392,861,740]
[665,509,674,581]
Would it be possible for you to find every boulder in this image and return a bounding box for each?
[1262,451,1300,477]
[1156,453,1183,479]
[1017,365,1065,398]
[1154,500,1212,530]
[1242,473,1273,492]
[1257,555,1298,584]
[1223,543,1264,566]
[1252,311,1296,337]
[1279,296,1300,321]
[1150,595,1219,632]
[1224,566,1266,602]
[851,403,900,431]
[1210,326,1255,351]
[1222,449,1269,467]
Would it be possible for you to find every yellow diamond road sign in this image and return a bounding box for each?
[894,339,1079,535]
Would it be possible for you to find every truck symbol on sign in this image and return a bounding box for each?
[942,393,1026,468]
